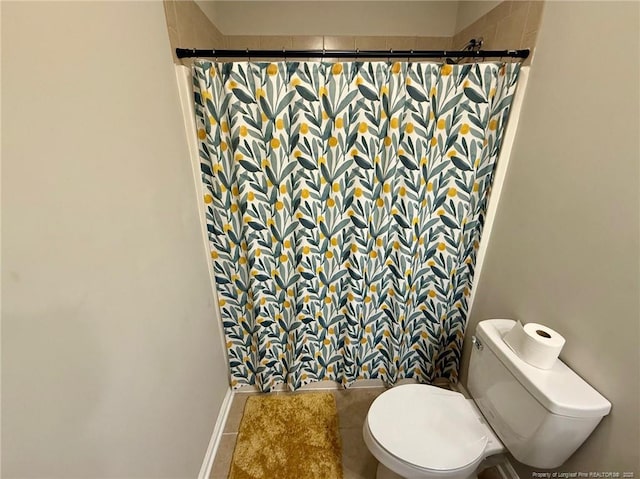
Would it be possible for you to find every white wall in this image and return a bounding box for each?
[1,1,230,477]
[462,1,640,473]
[196,0,459,36]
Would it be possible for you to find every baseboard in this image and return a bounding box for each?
[198,387,234,479]
[496,458,520,479]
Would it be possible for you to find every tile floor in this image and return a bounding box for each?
[210,386,502,479]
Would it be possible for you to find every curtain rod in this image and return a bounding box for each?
[176,48,530,60]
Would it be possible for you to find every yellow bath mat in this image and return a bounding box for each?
[229,393,343,479]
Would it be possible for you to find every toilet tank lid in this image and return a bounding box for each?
[476,319,612,418]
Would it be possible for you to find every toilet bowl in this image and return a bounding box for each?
[362,319,612,479]
[363,384,504,479]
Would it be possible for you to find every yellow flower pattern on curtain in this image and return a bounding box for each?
[193,60,520,391]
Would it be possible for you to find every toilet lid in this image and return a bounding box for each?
[367,384,489,471]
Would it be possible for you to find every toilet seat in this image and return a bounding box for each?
[367,384,489,472]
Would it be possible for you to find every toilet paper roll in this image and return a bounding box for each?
[503,321,565,370]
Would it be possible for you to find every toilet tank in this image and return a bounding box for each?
[468,319,611,469]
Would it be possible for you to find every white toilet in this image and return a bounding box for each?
[363,319,612,479]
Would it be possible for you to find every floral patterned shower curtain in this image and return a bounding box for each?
[193,60,520,391]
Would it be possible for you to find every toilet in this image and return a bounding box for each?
[363,319,612,479]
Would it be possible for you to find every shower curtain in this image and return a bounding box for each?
[193,60,520,391]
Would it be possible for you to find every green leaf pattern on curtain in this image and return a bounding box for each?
[192,61,520,391]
